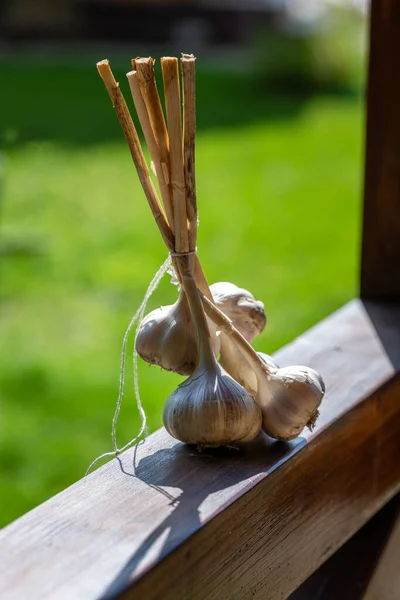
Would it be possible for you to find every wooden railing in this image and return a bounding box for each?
[1,1,400,598]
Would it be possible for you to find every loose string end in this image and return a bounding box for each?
[85,255,172,476]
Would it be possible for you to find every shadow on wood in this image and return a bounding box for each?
[102,436,304,599]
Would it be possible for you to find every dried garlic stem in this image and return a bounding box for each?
[127,63,210,295]
[181,54,197,251]
[175,254,215,371]
[161,57,189,253]
[192,257,212,300]
[97,60,174,251]
[127,69,173,234]
[134,58,174,228]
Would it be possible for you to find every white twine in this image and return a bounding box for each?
[86,255,172,475]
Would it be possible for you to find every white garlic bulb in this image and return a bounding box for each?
[136,293,199,375]
[210,282,266,342]
[163,364,262,445]
[163,255,262,446]
[136,271,220,375]
[255,365,325,441]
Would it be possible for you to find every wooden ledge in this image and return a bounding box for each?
[1,299,400,600]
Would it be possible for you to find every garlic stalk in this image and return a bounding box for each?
[163,255,262,446]
[210,281,267,396]
[201,295,325,441]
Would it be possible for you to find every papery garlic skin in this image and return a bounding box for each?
[163,365,262,445]
[256,365,325,441]
[136,295,196,375]
[210,282,266,342]
[136,293,220,376]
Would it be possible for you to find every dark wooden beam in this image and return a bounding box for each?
[0,300,400,599]
[361,0,400,300]
[288,494,400,600]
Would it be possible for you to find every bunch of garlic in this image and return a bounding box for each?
[97,55,325,450]
[136,272,325,445]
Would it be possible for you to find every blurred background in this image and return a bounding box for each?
[0,0,367,527]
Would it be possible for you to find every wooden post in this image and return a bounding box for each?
[361,0,400,301]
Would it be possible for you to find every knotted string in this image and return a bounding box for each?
[85,255,172,475]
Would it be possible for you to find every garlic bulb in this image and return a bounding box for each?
[255,365,324,441]
[209,282,267,397]
[163,365,262,445]
[163,255,262,446]
[136,293,201,375]
[136,263,220,375]
[210,282,266,342]
[200,295,325,441]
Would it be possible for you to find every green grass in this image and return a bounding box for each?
[0,60,363,527]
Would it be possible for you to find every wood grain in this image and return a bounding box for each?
[361,0,400,300]
[0,299,400,600]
